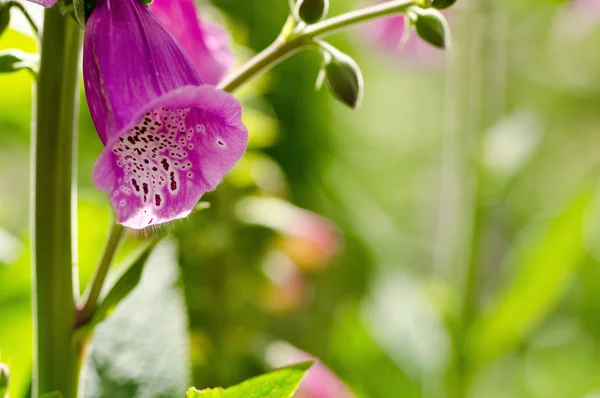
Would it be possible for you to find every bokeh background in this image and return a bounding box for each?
[3,0,600,397]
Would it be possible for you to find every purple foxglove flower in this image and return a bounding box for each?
[84,0,248,229]
[149,0,234,85]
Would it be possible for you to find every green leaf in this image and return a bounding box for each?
[466,184,594,366]
[40,392,63,398]
[83,239,191,398]
[73,0,86,28]
[0,49,38,75]
[186,387,226,398]
[85,241,157,331]
[187,361,313,398]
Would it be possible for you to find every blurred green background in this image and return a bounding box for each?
[3,0,600,397]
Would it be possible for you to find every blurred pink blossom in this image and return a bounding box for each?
[236,197,342,269]
[366,2,446,60]
[266,343,355,398]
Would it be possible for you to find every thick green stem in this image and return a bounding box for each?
[31,8,82,398]
[218,0,416,93]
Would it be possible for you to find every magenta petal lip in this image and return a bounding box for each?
[150,0,234,85]
[93,85,248,229]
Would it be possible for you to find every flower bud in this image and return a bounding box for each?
[295,0,329,24]
[432,0,456,10]
[320,43,364,109]
[409,7,450,49]
[0,363,9,398]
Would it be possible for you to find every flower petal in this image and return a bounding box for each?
[93,85,248,229]
[83,0,202,145]
[150,0,233,85]
[24,0,57,7]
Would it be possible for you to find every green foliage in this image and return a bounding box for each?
[40,392,62,398]
[72,0,87,28]
[187,362,313,398]
[467,184,594,365]
[83,239,191,398]
[187,387,225,398]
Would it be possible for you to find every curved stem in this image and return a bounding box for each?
[77,221,125,326]
[8,1,40,36]
[32,7,82,398]
[219,0,416,93]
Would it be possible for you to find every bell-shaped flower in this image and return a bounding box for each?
[149,0,233,85]
[83,0,248,229]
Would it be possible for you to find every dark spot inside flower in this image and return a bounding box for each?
[142,183,148,195]
[169,171,177,191]
[218,140,224,146]
[131,178,140,192]
[155,194,161,206]
[144,159,149,164]
[152,166,157,171]
[161,158,169,171]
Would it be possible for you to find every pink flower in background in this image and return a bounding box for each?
[574,0,600,12]
[367,1,447,60]
[371,15,438,57]
[236,197,342,269]
[150,0,234,85]
[266,343,355,398]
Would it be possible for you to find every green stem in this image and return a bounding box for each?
[8,1,40,36]
[218,0,416,93]
[77,221,125,326]
[31,8,82,398]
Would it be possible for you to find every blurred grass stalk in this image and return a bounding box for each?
[434,0,507,395]
[31,7,82,398]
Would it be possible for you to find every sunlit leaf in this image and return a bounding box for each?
[186,362,313,398]
[186,387,225,398]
